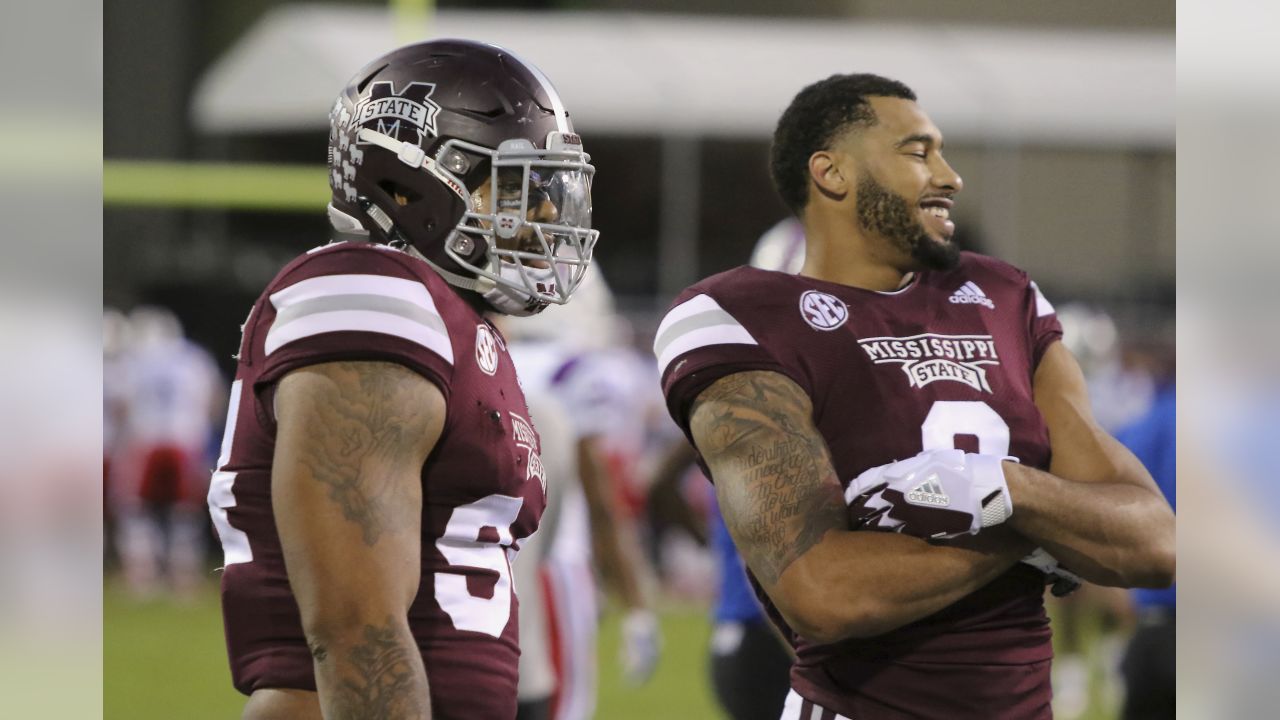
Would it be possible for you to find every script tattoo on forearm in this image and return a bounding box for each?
[297,361,434,546]
[690,371,845,587]
[313,617,430,720]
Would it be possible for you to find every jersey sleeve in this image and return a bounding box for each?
[653,289,802,434]
[1026,280,1063,369]
[254,246,455,401]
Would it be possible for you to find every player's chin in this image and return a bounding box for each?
[911,234,962,270]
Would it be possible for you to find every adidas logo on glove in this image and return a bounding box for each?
[906,475,950,506]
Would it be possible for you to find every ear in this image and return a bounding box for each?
[809,150,849,201]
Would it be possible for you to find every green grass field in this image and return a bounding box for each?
[105,579,1121,719]
[104,580,722,719]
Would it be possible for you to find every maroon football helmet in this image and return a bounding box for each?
[327,39,598,315]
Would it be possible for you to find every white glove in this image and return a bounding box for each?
[844,449,1014,539]
[620,609,660,685]
[1020,548,1083,597]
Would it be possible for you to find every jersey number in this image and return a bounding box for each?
[920,400,1011,455]
[435,494,525,638]
[208,379,252,566]
[208,380,524,638]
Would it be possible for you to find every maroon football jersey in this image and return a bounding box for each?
[657,252,1063,719]
[207,241,547,719]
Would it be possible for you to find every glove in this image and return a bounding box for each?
[620,609,660,685]
[844,449,1014,539]
[1020,548,1083,598]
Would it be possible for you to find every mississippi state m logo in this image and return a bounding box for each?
[351,81,441,145]
[858,333,1001,393]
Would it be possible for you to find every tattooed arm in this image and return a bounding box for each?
[690,370,1031,644]
[273,361,445,720]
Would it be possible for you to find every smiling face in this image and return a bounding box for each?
[835,96,964,270]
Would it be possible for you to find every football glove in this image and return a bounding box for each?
[620,609,661,685]
[1020,548,1083,598]
[844,449,1014,539]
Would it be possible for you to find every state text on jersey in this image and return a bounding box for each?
[857,333,1001,393]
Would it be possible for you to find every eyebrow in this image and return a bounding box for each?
[895,133,943,150]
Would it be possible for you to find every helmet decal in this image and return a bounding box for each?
[350,81,441,146]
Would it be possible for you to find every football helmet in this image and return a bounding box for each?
[327,39,598,316]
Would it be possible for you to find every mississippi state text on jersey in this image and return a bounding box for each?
[656,252,1062,719]
[207,241,547,719]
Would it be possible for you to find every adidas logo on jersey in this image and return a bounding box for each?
[949,281,994,309]
[906,475,950,506]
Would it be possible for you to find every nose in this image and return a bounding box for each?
[934,156,963,194]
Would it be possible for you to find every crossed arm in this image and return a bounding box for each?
[1004,341,1176,588]
[689,370,1030,644]
[272,361,445,720]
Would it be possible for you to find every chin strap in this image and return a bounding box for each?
[401,242,491,294]
[352,183,502,303]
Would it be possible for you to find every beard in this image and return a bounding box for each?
[856,174,960,271]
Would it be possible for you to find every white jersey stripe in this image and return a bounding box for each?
[781,689,804,720]
[653,308,744,359]
[1030,281,1055,317]
[656,324,759,376]
[270,273,440,312]
[265,309,454,363]
[780,690,850,720]
[274,293,447,336]
[655,293,725,339]
[266,273,452,362]
[654,294,758,375]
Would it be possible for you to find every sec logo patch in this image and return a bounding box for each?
[475,324,499,376]
[799,290,848,331]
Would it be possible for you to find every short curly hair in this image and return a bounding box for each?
[769,74,916,214]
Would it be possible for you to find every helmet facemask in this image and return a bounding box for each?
[354,127,598,316]
[449,134,597,316]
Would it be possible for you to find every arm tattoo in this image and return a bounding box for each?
[690,371,845,587]
[295,361,437,546]
[318,616,430,720]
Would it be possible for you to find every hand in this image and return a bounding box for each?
[1020,547,1083,597]
[620,609,660,685]
[844,449,1014,539]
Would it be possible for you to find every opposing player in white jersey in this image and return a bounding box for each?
[111,305,223,597]
[504,267,660,720]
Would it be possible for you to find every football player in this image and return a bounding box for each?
[503,267,661,720]
[206,40,598,720]
[654,74,1174,718]
[111,305,223,599]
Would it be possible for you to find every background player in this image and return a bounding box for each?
[655,73,1174,718]
[110,305,223,599]
[504,267,661,720]
[1114,344,1176,719]
[206,40,598,719]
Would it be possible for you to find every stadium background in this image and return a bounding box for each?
[103,1,1174,718]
